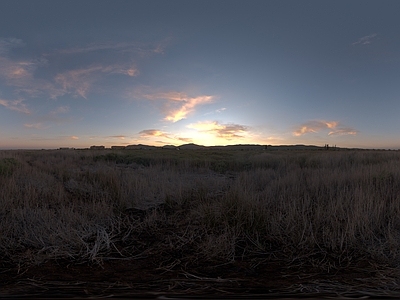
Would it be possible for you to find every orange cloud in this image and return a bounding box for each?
[325,121,338,129]
[140,91,213,122]
[109,135,127,140]
[70,136,79,140]
[139,129,170,138]
[293,120,357,136]
[293,126,317,136]
[187,121,249,140]
[0,98,31,114]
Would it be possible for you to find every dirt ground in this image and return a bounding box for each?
[2,257,400,299]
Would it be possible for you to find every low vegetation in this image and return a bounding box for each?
[1,148,400,293]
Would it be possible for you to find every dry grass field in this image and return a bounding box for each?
[1,148,400,297]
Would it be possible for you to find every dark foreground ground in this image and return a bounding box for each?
[2,149,400,299]
[2,257,400,299]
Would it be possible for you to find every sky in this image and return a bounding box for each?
[0,0,399,149]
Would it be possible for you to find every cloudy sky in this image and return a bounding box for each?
[1,0,399,149]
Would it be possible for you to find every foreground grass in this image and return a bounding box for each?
[1,148,400,288]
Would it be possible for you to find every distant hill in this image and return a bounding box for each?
[178,143,206,150]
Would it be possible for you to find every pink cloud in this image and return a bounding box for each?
[293,120,357,136]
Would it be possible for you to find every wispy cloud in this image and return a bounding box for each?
[0,59,33,80]
[51,106,69,114]
[215,107,226,113]
[0,56,41,85]
[57,40,167,56]
[13,78,64,100]
[0,38,24,54]
[0,98,31,114]
[188,121,249,140]
[54,64,138,98]
[0,38,140,100]
[0,60,64,100]
[138,91,214,122]
[293,120,357,136]
[120,67,138,77]
[0,38,64,99]
[352,33,377,46]
[70,136,79,140]
[58,42,136,54]
[0,39,47,84]
[24,106,71,129]
[103,64,139,77]
[55,67,99,98]
[204,107,226,116]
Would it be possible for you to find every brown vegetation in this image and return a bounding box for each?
[1,148,400,296]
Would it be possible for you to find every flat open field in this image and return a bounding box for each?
[1,148,400,298]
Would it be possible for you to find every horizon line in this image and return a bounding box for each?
[1,143,399,151]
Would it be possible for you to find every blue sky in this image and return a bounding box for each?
[0,0,399,149]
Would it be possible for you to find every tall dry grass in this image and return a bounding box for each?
[1,149,400,275]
